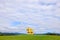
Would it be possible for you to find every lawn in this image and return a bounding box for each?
[0,35,60,40]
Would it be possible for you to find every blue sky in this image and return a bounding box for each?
[0,0,60,34]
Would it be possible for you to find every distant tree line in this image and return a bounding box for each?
[43,32,60,36]
[0,32,20,36]
[35,32,60,36]
[0,32,60,36]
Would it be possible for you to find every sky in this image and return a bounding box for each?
[0,0,60,34]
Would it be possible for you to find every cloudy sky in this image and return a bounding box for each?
[0,0,60,34]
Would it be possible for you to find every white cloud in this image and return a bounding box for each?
[0,0,60,34]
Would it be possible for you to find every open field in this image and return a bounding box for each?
[0,35,60,40]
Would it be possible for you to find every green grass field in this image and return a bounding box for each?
[0,35,60,40]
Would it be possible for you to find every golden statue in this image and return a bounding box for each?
[26,27,34,34]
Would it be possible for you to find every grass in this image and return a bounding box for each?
[40,35,60,40]
[0,35,60,40]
